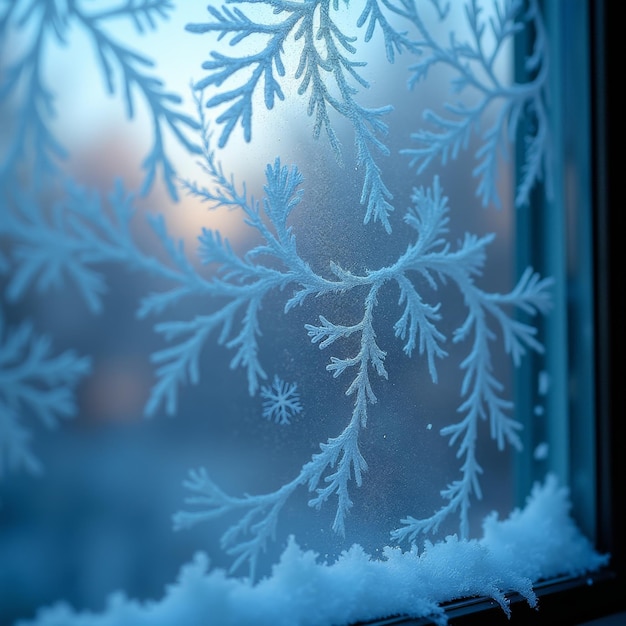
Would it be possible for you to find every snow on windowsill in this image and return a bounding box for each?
[17,475,609,626]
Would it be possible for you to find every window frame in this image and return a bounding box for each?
[354,0,625,624]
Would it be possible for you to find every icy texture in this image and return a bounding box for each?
[16,476,608,626]
[260,376,303,425]
[175,143,552,576]
[0,309,90,477]
[0,2,597,625]
[0,0,199,196]
[187,0,550,226]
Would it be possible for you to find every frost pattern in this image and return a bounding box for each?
[188,1,385,231]
[0,179,219,417]
[0,309,90,477]
[260,376,302,425]
[0,0,199,197]
[12,476,610,626]
[0,1,563,620]
[186,0,549,227]
[174,138,552,576]
[1,102,551,569]
[402,0,551,209]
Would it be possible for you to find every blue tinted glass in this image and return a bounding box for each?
[0,2,604,624]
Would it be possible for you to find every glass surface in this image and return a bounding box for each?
[0,2,605,624]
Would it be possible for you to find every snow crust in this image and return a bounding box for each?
[17,475,608,626]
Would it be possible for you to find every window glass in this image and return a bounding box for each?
[0,1,609,624]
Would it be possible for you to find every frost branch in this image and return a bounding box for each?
[0,310,91,477]
[0,0,199,196]
[174,155,552,573]
[401,0,551,208]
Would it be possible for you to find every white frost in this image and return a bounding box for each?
[17,475,608,626]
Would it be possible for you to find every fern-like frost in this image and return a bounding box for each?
[0,0,556,590]
[0,0,199,196]
[174,148,552,575]
[0,310,91,477]
[186,0,424,231]
[401,0,551,209]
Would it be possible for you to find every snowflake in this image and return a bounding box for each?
[260,376,303,425]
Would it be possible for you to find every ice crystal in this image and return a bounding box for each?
[185,0,408,231]
[0,1,567,622]
[402,0,551,208]
[0,177,220,418]
[0,0,199,196]
[174,138,552,576]
[186,0,550,227]
[0,309,90,477]
[260,376,302,425]
[9,81,551,562]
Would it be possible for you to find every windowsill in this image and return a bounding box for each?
[355,569,625,625]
